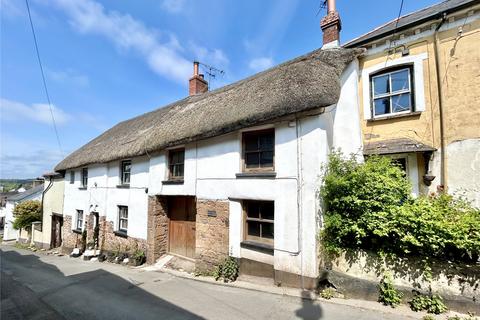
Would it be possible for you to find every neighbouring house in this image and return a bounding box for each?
[0,191,19,229]
[2,184,44,241]
[345,0,480,204]
[53,2,364,287]
[29,172,65,249]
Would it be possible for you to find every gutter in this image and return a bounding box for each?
[433,14,448,190]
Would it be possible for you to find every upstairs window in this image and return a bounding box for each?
[242,129,274,172]
[120,160,131,185]
[69,171,75,184]
[168,148,185,180]
[118,206,128,233]
[81,168,88,188]
[76,210,84,230]
[371,66,413,117]
[244,200,274,245]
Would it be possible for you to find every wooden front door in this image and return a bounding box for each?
[51,214,63,248]
[168,197,196,259]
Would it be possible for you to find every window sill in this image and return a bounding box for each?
[114,230,128,238]
[162,179,184,185]
[367,111,422,122]
[78,187,87,190]
[240,240,274,255]
[72,229,82,234]
[116,184,130,189]
[236,172,276,179]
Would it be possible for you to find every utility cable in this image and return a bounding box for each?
[25,0,63,155]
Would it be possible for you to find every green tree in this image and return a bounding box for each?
[12,200,42,230]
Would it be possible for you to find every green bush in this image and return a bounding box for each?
[12,200,42,230]
[378,274,403,307]
[320,288,335,300]
[320,151,480,263]
[409,292,447,314]
[422,315,436,320]
[213,257,239,283]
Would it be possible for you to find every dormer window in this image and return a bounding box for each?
[81,168,88,188]
[120,160,131,185]
[168,148,185,180]
[371,66,414,117]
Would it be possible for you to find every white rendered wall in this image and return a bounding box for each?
[3,192,42,241]
[64,156,149,240]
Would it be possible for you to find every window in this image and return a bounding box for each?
[69,171,75,184]
[120,160,131,185]
[244,200,274,245]
[242,129,274,171]
[118,206,128,233]
[168,149,185,180]
[76,210,84,230]
[371,66,413,117]
[81,168,88,188]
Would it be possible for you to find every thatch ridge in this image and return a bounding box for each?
[55,47,363,171]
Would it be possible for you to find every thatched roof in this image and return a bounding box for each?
[55,47,363,171]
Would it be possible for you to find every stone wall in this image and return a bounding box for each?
[62,215,82,252]
[146,196,169,264]
[195,200,229,272]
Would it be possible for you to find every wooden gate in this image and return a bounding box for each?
[168,197,196,259]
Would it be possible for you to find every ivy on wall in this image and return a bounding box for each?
[320,151,480,263]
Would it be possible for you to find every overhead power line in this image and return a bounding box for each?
[25,0,63,155]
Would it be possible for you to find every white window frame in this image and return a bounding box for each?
[75,210,84,231]
[371,67,413,118]
[362,53,428,120]
[120,160,131,185]
[118,206,128,233]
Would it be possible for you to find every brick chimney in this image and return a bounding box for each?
[189,61,208,96]
[320,0,341,48]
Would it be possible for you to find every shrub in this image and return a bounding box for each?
[378,274,403,307]
[213,257,239,283]
[409,293,447,314]
[422,316,436,320]
[12,200,42,230]
[320,288,335,300]
[320,151,480,263]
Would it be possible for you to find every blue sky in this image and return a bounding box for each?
[1,0,441,179]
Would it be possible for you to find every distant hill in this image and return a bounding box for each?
[0,179,35,192]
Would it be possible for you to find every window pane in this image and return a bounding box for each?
[260,151,274,167]
[245,153,260,168]
[392,158,407,174]
[245,136,258,152]
[391,69,410,92]
[260,202,274,220]
[123,172,130,184]
[247,221,260,237]
[259,134,274,150]
[247,201,260,218]
[374,98,390,116]
[373,75,389,95]
[262,223,274,239]
[120,219,128,230]
[392,93,411,113]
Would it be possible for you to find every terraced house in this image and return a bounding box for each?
[50,0,479,288]
[345,0,480,204]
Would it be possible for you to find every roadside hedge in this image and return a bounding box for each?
[320,151,480,263]
[12,200,42,230]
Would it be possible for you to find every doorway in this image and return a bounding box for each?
[92,212,99,249]
[168,196,196,259]
[50,213,63,248]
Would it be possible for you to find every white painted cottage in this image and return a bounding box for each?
[54,3,363,286]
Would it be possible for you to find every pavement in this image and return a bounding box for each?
[0,244,449,320]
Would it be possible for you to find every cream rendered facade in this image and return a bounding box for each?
[353,4,480,206]
[60,60,362,286]
[38,176,65,248]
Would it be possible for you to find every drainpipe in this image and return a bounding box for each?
[433,13,447,190]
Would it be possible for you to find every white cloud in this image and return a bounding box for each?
[47,68,90,87]
[47,0,192,83]
[0,98,71,125]
[0,147,64,179]
[248,57,274,72]
[1,0,24,18]
[190,42,229,68]
[161,0,186,14]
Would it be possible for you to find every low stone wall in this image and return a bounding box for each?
[195,200,230,272]
[320,250,480,314]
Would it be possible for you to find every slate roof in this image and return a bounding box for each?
[363,138,436,155]
[7,184,44,202]
[344,0,478,48]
